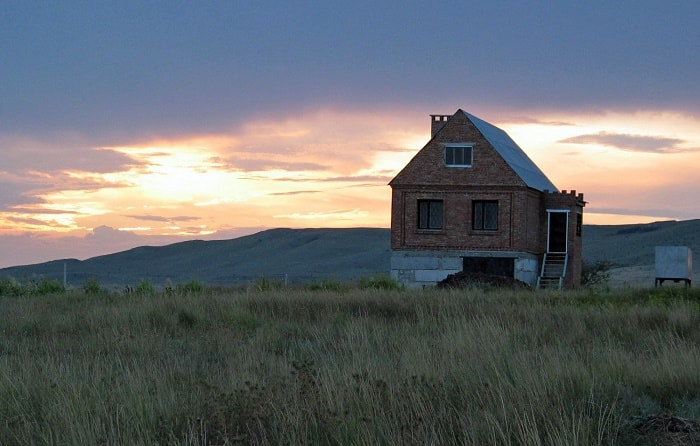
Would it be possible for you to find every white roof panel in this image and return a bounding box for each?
[464,111,558,192]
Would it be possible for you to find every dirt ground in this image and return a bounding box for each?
[436,271,531,289]
[625,413,700,445]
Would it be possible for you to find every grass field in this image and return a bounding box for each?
[2,283,700,445]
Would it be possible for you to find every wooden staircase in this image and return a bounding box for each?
[537,253,568,290]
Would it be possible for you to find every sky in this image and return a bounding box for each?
[1,1,700,268]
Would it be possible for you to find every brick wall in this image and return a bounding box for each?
[391,187,546,254]
[543,190,586,288]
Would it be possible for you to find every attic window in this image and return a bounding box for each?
[444,143,473,167]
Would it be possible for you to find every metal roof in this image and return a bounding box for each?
[463,111,558,192]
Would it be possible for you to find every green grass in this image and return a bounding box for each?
[2,286,700,444]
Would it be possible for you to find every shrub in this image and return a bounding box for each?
[253,276,284,292]
[0,276,22,296]
[357,274,403,290]
[582,260,612,288]
[82,277,102,294]
[177,279,205,295]
[36,277,65,295]
[308,278,347,292]
[135,278,155,296]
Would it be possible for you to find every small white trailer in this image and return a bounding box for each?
[655,246,692,287]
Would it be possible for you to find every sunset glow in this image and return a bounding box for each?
[4,108,699,242]
[2,2,698,267]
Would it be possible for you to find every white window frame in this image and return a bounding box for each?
[443,143,474,167]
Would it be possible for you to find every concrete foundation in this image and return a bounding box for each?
[391,249,540,288]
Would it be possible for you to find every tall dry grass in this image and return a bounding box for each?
[1,286,700,444]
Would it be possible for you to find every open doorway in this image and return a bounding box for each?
[547,211,568,253]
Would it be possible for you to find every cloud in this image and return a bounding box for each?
[6,207,75,215]
[503,116,575,126]
[0,135,140,211]
[2,2,700,145]
[274,209,369,221]
[322,174,395,183]
[587,207,681,219]
[268,190,323,196]
[225,157,329,172]
[6,216,58,227]
[559,131,696,153]
[0,170,131,212]
[0,226,146,267]
[0,225,270,268]
[0,135,142,173]
[125,215,200,223]
[83,225,141,243]
[0,180,46,210]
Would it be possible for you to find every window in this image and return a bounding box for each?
[418,199,443,230]
[444,144,473,167]
[473,200,498,230]
[576,213,582,236]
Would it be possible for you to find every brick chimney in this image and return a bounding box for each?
[430,114,450,137]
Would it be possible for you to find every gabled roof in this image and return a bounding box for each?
[462,110,558,192]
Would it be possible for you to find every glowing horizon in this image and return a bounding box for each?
[2,107,698,246]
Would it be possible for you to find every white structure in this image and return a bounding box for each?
[655,246,692,287]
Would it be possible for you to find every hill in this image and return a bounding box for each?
[0,228,391,288]
[583,219,700,287]
[1,220,699,288]
[583,219,700,268]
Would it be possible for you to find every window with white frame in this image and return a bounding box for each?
[444,144,473,167]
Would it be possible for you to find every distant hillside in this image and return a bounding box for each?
[583,219,700,270]
[0,228,391,288]
[2,220,699,288]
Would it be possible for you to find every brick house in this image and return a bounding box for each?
[389,109,586,289]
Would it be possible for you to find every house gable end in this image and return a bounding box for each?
[390,110,524,189]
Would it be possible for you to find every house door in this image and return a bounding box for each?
[547,211,568,253]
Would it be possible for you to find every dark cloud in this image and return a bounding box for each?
[0,136,141,173]
[0,139,139,210]
[560,132,696,154]
[84,225,143,244]
[0,170,131,211]
[0,180,46,210]
[1,2,699,142]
